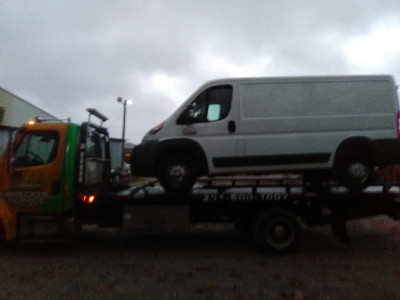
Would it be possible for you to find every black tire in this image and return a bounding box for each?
[158,155,197,194]
[336,154,373,190]
[253,208,300,254]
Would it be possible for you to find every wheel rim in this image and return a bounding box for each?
[167,163,188,185]
[346,162,369,184]
[265,219,295,250]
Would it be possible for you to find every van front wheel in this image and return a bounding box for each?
[158,155,197,194]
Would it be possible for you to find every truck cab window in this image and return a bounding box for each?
[86,131,106,159]
[13,131,58,167]
[84,127,109,185]
[177,85,232,124]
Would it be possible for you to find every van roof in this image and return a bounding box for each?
[204,74,394,86]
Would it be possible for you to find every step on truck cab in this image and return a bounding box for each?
[130,75,400,193]
[0,109,111,240]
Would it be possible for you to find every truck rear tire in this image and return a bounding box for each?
[254,208,300,254]
[158,154,197,194]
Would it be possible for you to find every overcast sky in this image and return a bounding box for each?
[1,1,400,143]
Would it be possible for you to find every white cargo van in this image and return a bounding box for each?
[131,75,400,192]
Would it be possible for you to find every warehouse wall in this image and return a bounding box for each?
[0,87,58,127]
[0,127,14,157]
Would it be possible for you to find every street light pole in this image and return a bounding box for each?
[122,100,126,167]
[117,97,132,171]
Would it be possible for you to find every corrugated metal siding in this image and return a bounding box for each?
[110,138,122,171]
[0,87,59,127]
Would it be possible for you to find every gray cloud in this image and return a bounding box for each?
[1,0,400,143]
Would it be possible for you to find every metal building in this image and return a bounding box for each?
[0,87,58,155]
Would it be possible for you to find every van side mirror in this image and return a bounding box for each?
[177,106,195,125]
[186,108,195,123]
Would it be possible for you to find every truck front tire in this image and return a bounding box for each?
[158,155,197,194]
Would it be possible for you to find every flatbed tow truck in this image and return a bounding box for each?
[1,110,400,253]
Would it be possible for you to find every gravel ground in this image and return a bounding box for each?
[1,216,400,300]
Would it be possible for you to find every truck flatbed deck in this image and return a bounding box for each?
[83,179,400,253]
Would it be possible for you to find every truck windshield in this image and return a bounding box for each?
[12,131,59,167]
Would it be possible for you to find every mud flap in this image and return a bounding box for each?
[331,212,349,243]
[0,194,17,241]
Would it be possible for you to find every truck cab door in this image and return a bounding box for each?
[6,124,68,213]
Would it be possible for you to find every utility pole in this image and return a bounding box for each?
[117,97,132,170]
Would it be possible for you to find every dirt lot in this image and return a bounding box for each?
[1,216,400,300]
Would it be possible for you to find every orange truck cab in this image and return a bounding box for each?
[0,109,111,240]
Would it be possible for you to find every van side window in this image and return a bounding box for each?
[177,85,232,124]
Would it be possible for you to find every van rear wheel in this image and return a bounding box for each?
[336,154,373,190]
[158,155,197,194]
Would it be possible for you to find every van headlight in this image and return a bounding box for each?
[146,122,164,136]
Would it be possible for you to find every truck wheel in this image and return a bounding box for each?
[158,155,197,194]
[336,154,372,190]
[254,208,300,254]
